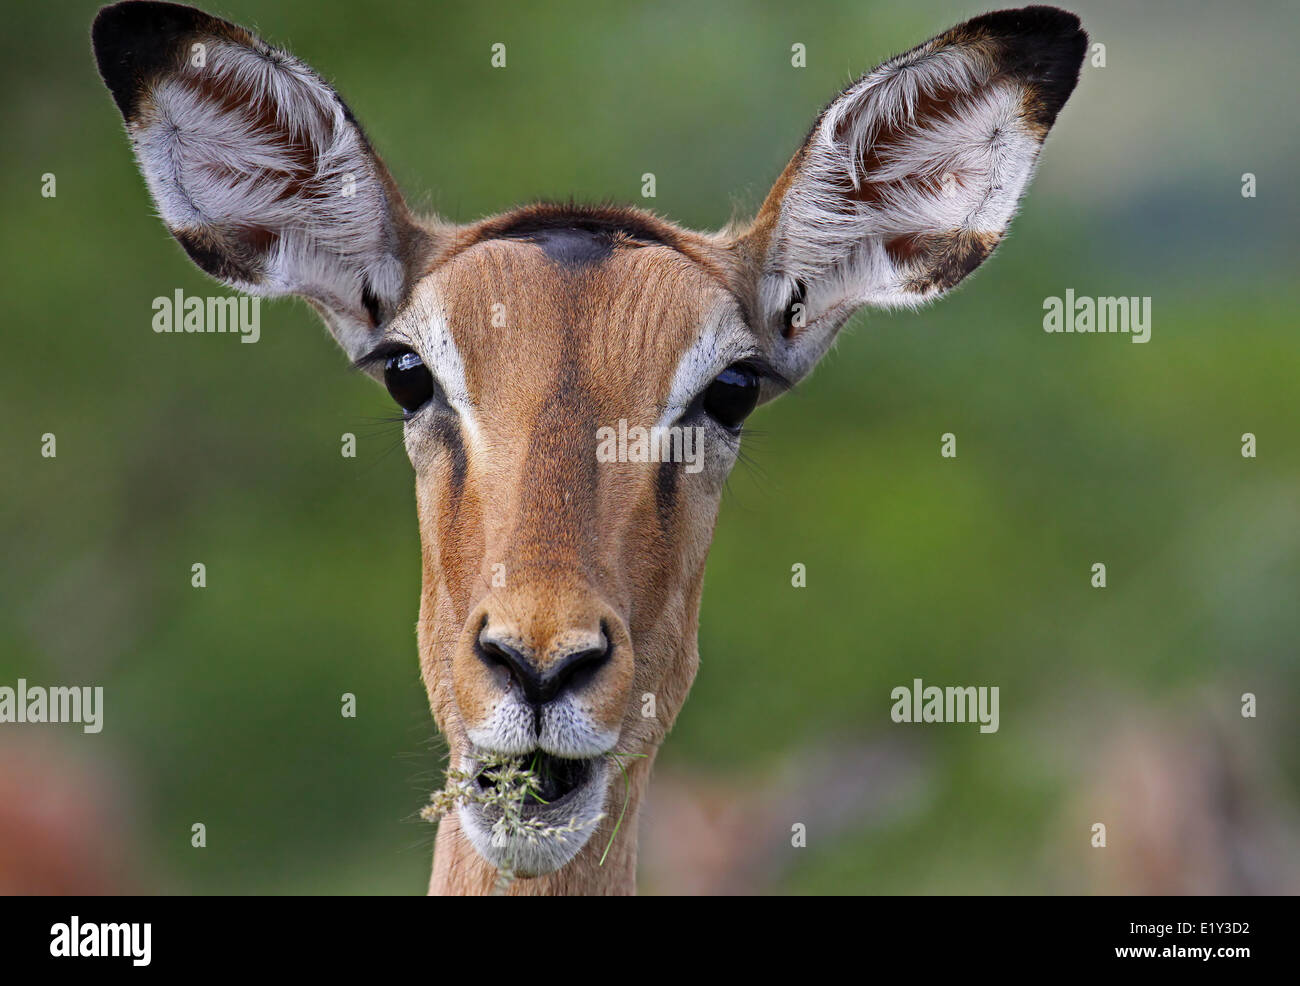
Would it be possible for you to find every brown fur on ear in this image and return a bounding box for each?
[729,5,1086,385]
[742,7,1085,249]
[888,229,1003,294]
[92,1,435,357]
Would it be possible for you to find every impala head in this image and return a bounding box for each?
[94,2,1085,880]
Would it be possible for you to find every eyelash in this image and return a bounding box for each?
[353,339,417,374]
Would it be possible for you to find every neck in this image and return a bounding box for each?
[428,750,655,896]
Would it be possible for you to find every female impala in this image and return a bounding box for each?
[92,1,1086,894]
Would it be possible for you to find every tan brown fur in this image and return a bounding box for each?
[407,231,731,893]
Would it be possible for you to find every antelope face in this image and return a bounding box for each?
[94,0,1086,882]
[385,215,768,874]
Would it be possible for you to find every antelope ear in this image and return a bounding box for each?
[733,5,1087,385]
[91,1,432,359]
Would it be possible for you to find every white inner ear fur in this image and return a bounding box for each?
[764,42,1043,323]
[130,38,403,352]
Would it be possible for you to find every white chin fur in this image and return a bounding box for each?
[458,758,609,877]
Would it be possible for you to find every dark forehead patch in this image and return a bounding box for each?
[465,203,687,269]
[511,226,620,268]
[486,205,675,245]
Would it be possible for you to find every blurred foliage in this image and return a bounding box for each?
[0,0,1296,893]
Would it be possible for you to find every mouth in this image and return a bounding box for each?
[476,750,595,809]
[458,749,610,877]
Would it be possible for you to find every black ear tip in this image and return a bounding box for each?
[952,6,1088,129]
[92,2,215,119]
[92,3,148,119]
[93,2,196,57]
[1020,5,1083,31]
[969,5,1084,38]
[959,6,1089,57]
[1024,5,1090,62]
[92,3,136,71]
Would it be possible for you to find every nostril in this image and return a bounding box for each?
[549,628,613,699]
[476,634,545,703]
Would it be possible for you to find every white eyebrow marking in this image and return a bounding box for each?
[656,301,758,430]
[396,279,482,445]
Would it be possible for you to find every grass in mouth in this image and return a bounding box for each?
[421,751,647,892]
[598,752,646,867]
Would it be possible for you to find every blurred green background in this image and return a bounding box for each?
[1,0,1297,894]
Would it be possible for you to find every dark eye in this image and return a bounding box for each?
[383,348,435,414]
[702,363,760,431]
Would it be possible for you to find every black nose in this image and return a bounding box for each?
[476,626,612,706]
